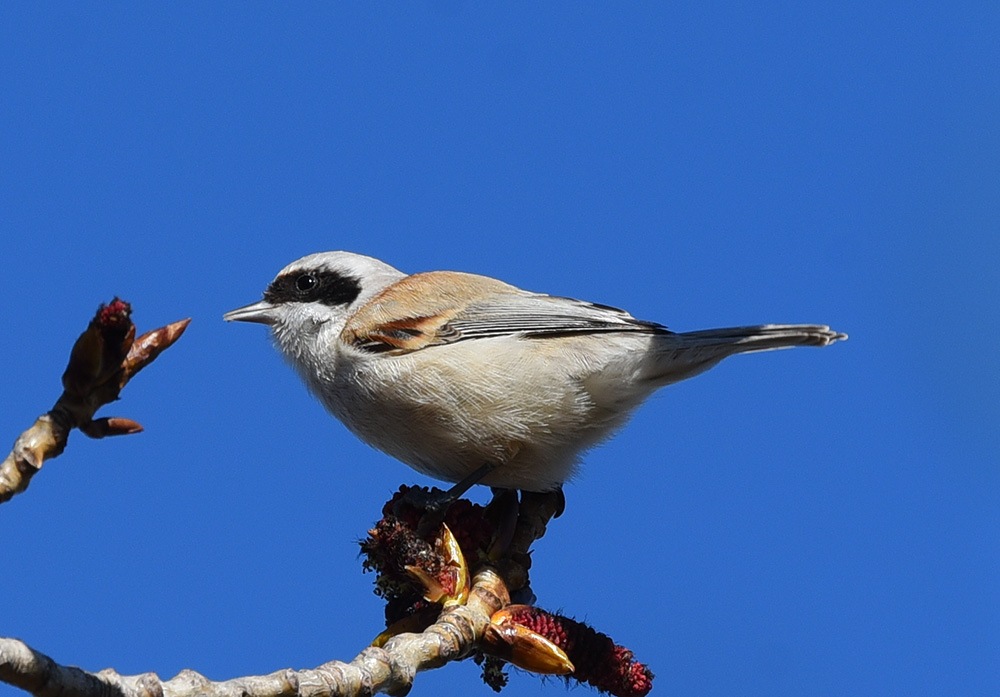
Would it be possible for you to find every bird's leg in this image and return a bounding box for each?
[442,462,499,504]
[484,487,520,558]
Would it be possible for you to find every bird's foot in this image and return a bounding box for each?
[394,463,500,536]
[392,486,458,536]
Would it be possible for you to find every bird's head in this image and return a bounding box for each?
[224,251,405,367]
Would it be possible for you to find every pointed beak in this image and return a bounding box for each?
[223,300,279,325]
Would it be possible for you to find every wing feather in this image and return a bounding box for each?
[342,271,667,354]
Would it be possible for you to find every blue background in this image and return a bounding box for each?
[2,3,997,696]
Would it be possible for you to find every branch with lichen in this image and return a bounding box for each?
[0,298,190,504]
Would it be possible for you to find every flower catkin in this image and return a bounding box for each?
[501,605,654,697]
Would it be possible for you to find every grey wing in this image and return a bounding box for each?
[446,293,670,341]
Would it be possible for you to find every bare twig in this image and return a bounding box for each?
[0,299,189,504]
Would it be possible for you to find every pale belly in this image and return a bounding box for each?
[313,334,661,491]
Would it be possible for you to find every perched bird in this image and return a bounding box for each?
[224,251,845,500]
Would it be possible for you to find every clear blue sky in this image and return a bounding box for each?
[2,3,997,696]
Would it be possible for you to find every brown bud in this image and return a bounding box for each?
[482,614,575,675]
[437,523,469,606]
[62,324,106,395]
[122,318,191,384]
[62,299,136,396]
[404,523,469,606]
[79,417,145,439]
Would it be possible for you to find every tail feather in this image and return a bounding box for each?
[674,324,847,351]
[649,324,847,385]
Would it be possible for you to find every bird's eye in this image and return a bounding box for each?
[295,274,318,293]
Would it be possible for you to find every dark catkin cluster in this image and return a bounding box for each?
[361,486,501,625]
[359,515,444,624]
[502,605,654,697]
[474,654,510,692]
[381,486,498,557]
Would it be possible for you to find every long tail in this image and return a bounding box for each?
[649,324,847,386]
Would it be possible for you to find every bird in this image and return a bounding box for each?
[224,251,846,503]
